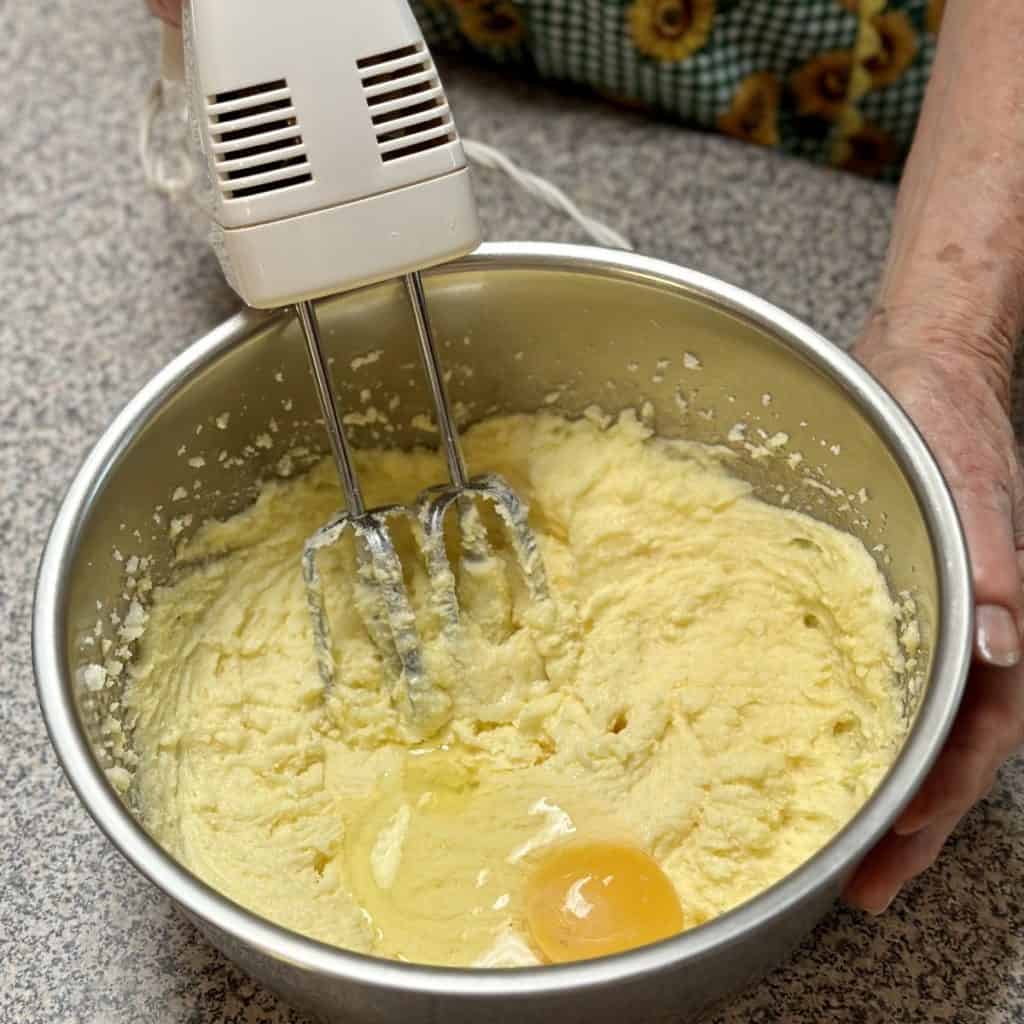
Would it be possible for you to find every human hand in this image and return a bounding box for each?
[846,325,1024,913]
[148,0,180,25]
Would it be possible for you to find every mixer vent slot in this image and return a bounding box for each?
[357,43,457,163]
[206,78,313,199]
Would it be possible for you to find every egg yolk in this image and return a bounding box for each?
[525,841,684,964]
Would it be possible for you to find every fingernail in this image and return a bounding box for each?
[893,815,928,837]
[976,605,1021,668]
[862,894,895,916]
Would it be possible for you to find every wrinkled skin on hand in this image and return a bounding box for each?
[846,335,1024,913]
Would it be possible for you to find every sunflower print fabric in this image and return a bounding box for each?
[414,0,947,180]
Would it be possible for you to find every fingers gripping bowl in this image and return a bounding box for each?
[34,244,971,1024]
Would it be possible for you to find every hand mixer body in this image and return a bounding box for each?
[180,0,548,720]
[183,0,481,308]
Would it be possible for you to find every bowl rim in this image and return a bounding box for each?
[33,241,972,998]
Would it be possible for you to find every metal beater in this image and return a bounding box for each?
[299,281,548,711]
[180,0,548,712]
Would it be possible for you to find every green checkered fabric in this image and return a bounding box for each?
[413,0,943,180]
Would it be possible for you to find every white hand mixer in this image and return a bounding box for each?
[178,0,549,713]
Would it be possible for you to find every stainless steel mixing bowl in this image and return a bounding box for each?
[34,243,971,1024]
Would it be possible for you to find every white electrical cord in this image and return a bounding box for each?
[460,138,632,251]
[139,80,195,201]
[138,81,634,251]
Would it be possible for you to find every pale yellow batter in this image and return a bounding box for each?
[128,411,903,967]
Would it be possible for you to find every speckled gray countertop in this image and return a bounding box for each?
[3,3,1023,1022]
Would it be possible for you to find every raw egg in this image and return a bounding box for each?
[525,841,684,963]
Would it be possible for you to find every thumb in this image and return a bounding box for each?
[147,0,182,26]
[950,472,1021,667]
